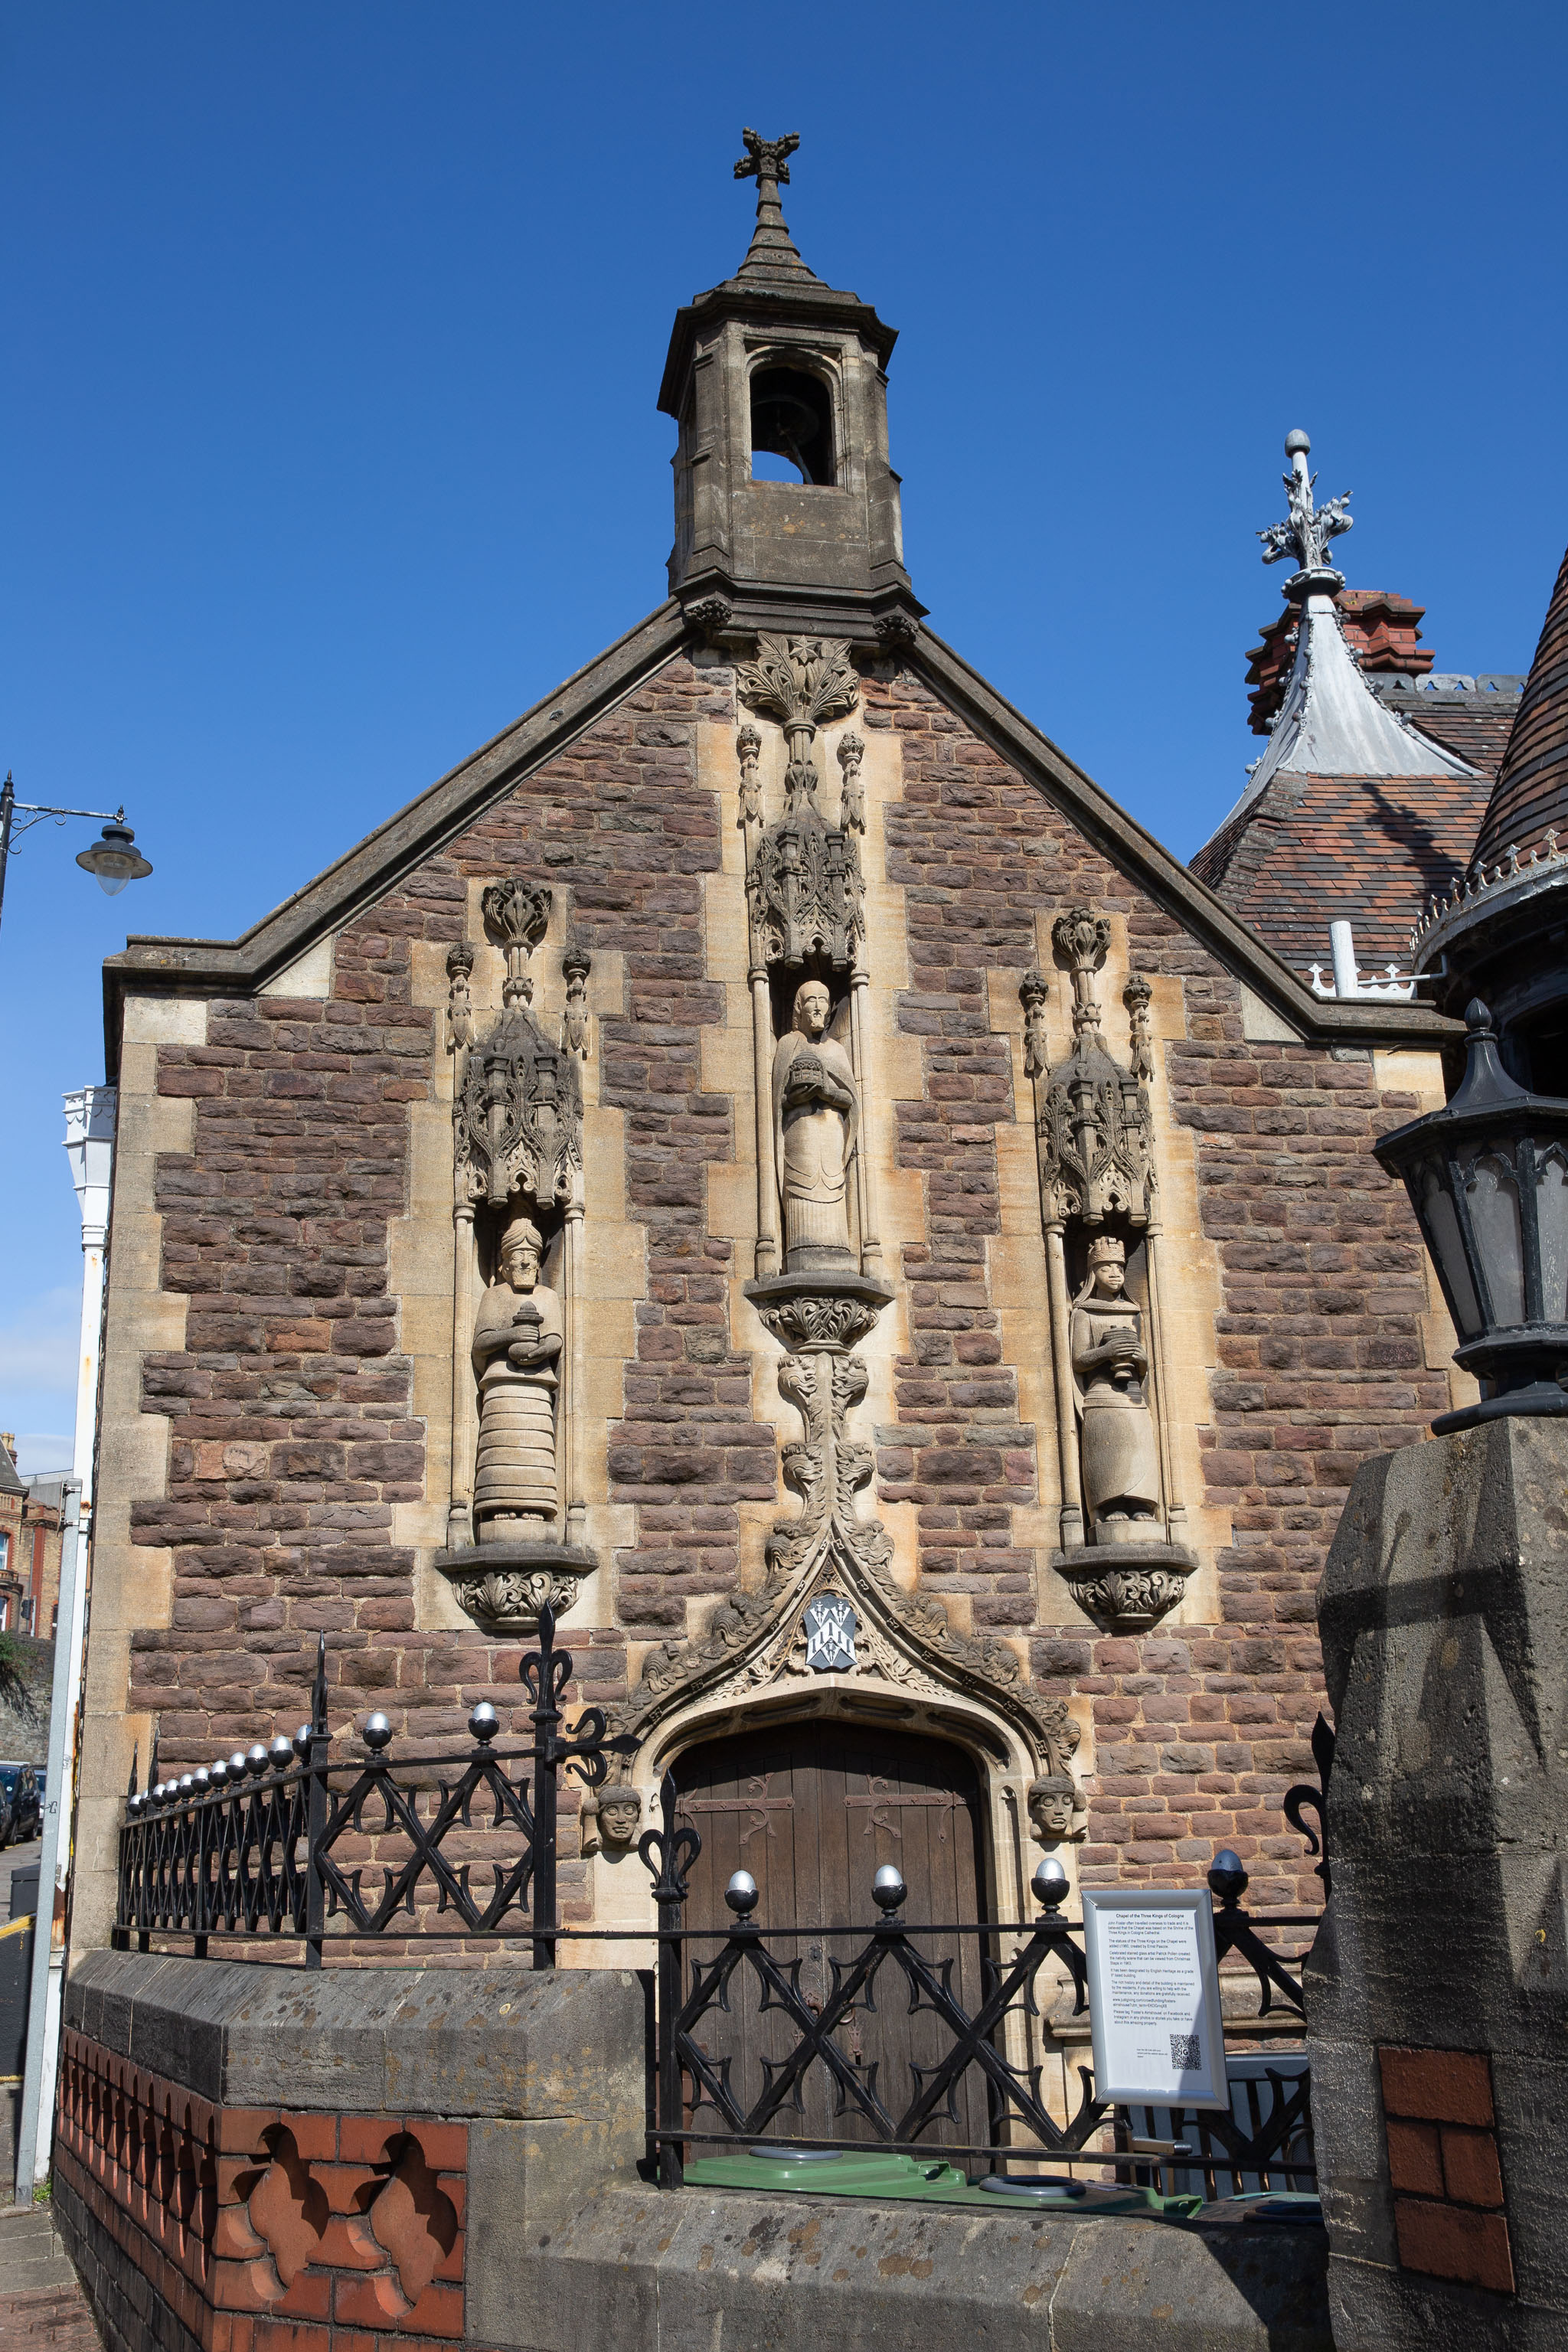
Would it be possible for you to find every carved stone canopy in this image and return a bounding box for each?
[746,803,864,970]
[1025,910,1156,1229]
[735,633,865,972]
[1034,1037,1155,1228]
[454,1001,583,1211]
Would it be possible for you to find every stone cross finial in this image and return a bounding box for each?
[735,127,799,198]
[1258,430,1353,584]
[733,129,810,278]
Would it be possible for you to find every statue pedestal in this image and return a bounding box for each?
[1050,1540,1197,1632]
[434,1539,596,1634]
[743,1267,894,1352]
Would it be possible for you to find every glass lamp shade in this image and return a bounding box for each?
[1375,1000,1568,1433]
[77,821,153,897]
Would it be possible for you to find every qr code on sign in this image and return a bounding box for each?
[1170,2034,1201,2069]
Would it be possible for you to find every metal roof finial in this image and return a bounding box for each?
[1258,429,1354,591]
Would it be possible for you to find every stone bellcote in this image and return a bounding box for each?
[658,131,923,638]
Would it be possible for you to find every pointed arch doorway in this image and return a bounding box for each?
[674,1719,995,2153]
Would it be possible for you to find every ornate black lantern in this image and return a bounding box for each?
[1376,1001,1568,1433]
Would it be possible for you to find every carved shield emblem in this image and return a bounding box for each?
[802,1594,858,1674]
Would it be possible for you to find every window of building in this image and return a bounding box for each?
[749,365,835,486]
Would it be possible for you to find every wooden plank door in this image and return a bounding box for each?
[675,1723,992,2154]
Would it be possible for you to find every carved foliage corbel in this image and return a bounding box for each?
[482,879,551,1006]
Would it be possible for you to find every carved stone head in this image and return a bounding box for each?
[792,979,831,1040]
[596,1788,643,1847]
[1087,1233,1126,1299]
[1027,1773,1084,1844]
[500,1215,543,1292]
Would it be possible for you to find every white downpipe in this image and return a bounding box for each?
[63,1085,116,1513]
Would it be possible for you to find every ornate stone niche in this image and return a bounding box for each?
[732,635,884,1284]
[434,885,596,1632]
[1023,910,1197,1633]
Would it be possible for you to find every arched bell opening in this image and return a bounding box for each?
[749,361,837,486]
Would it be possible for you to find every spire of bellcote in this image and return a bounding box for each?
[733,128,817,282]
[658,131,922,642]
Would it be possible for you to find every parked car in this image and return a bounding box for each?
[0,1762,41,1847]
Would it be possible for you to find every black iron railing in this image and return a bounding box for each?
[113,1608,633,1968]
[114,1659,1334,2196]
[634,1771,1322,2190]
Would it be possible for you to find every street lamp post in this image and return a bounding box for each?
[0,769,153,939]
[1375,999,1568,1433]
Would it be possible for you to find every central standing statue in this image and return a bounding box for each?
[471,1214,564,1540]
[772,979,859,1269]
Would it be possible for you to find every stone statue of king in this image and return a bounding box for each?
[772,979,860,1270]
[471,1214,564,1541]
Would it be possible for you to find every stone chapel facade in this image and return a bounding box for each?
[72,139,1471,1962]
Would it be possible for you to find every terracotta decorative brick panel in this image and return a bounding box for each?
[54,2027,468,2349]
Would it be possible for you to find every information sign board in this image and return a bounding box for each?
[1081,1888,1228,2109]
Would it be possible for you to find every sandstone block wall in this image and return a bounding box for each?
[87,645,1453,1935]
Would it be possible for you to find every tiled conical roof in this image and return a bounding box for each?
[1472,543,1568,867]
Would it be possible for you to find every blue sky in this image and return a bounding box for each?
[2,3,1564,1470]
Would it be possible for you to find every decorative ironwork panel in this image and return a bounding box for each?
[113,1611,632,1969]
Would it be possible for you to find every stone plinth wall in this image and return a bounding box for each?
[56,1951,1331,2352]
[54,1950,645,2352]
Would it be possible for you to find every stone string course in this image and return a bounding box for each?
[129,651,1442,1915]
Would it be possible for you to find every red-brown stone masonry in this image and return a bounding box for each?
[128,656,774,1920]
[862,665,1442,1906]
[125,647,1442,1925]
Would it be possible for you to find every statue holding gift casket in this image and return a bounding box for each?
[471,1214,564,1540]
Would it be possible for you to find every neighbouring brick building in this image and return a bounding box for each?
[74,141,1504,2006]
[0,1438,64,1641]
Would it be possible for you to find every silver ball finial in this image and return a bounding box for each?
[468,1700,500,1744]
[872,1864,906,1914]
[1031,1857,1070,1909]
[724,1870,759,1916]
[1284,429,1311,458]
[361,1711,394,1752]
